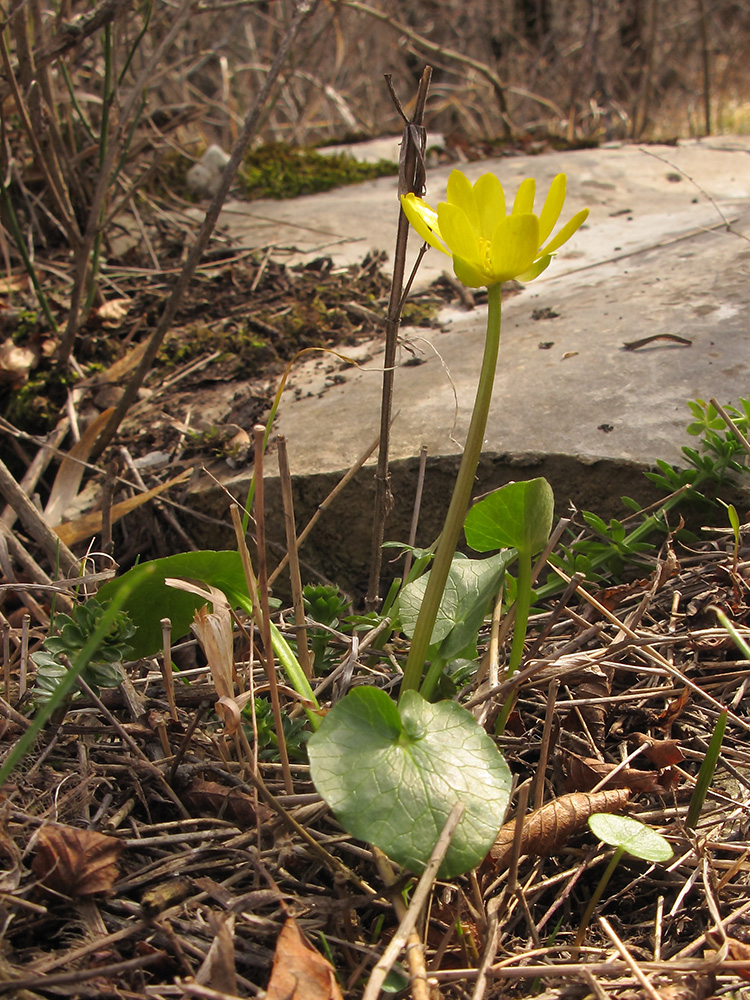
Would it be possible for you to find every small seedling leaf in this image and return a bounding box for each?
[308,687,511,877]
[464,478,554,556]
[587,813,673,862]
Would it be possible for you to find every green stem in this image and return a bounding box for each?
[400,283,503,697]
[495,546,532,734]
[574,845,624,948]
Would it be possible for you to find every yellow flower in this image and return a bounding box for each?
[401,170,588,288]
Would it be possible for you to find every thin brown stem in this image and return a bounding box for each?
[366,66,431,610]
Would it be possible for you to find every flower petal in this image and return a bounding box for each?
[446,170,480,234]
[472,173,506,239]
[490,213,540,280]
[438,202,485,268]
[538,174,566,244]
[517,254,552,282]
[541,207,589,255]
[512,177,535,215]
[452,255,488,288]
[401,194,450,254]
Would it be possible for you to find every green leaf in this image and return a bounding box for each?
[97,551,251,658]
[308,688,511,877]
[464,478,554,557]
[588,814,673,862]
[398,551,514,655]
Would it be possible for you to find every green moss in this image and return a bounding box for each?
[401,299,440,327]
[238,143,397,200]
[2,366,77,435]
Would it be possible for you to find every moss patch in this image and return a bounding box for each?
[238,143,397,200]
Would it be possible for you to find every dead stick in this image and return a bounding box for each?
[366,67,431,609]
[0,458,78,575]
[252,426,293,795]
[268,425,382,587]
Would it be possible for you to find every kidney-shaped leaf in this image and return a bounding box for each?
[464,478,554,556]
[588,813,673,862]
[97,551,251,658]
[308,688,511,877]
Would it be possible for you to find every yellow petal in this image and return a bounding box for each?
[517,254,552,282]
[490,214,540,280]
[541,207,589,255]
[452,254,488,288]
[472,173,506,239]
[446,170,480,234]
[438,202,484,268]
[401,194,449,254]
[512,177,536,215]
[538,174,566,244]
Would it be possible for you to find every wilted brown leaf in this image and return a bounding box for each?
[565,750,659,793]
[195,913,237,994]
[181,778,272,827]
[630,733,685,767]
[0,338,34,387]
[44,408,115,526]
[31,826,124,897]
[559,659,613,746]
[96,297,131,326]
[653,687,690,732]
[490,788,631,869]
[54,468,190,545]
[266,917,344,1000]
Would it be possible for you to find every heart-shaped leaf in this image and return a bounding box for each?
[398,551,514,655]
[588,813,673,862]
[97,551,251,658]
[308,687,511,877]
[464,478,554,556]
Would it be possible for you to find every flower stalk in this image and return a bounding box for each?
[400,282,503,696]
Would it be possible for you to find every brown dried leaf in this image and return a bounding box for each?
[0,338,34,387]
[652,687,690,732]
[181,778,272,827]
[96,297,131,327]
[565,751,659,793]
[725,938,750,981]
[489,788,631,870]
[195,913,237,994]
[54,468,190,545]
[266,917,344,1000]
[31,826,124,897]
[630,733,685,767]
[44,408,115,526]
[559,659,613,747]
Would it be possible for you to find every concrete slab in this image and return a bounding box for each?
[187,138,750,589]
[206,137,750,469]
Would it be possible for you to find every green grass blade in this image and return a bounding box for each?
[686,708,727,830]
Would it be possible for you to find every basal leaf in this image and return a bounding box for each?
[464,478,554,556]
[308,688,511,877]
[97,551,251,658]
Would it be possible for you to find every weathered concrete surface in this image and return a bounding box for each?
[188,138,750,591]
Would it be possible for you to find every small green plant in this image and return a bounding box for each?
[303,584,351,673]
[575,813,673,946]
[308,169,588,875]
[246,697,310,762]
[33,599,136,711]
[463,477,554,731]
